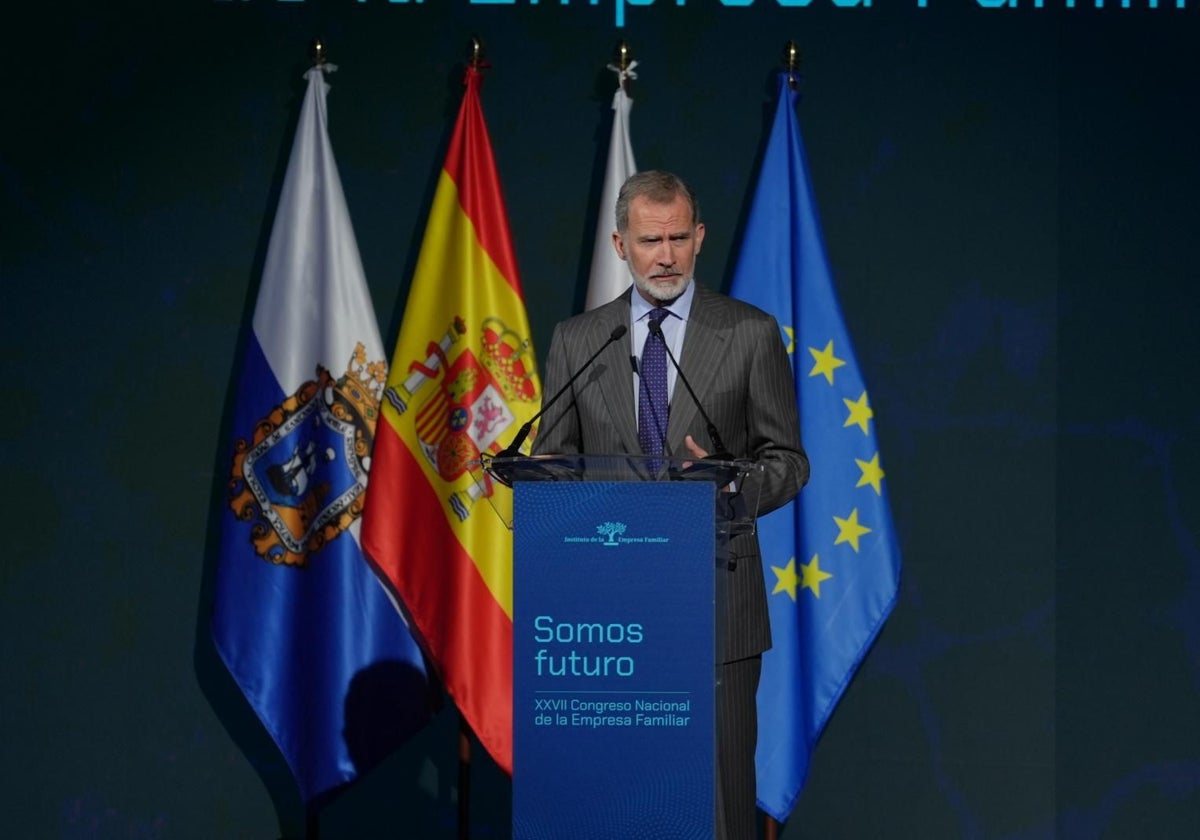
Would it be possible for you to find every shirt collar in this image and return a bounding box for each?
[631,280,696,324]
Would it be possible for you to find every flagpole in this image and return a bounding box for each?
[762,42,800,840]
[765,33,798,824]
[305,42,329,840]
[458,713,472,840]
[450,41,489,840]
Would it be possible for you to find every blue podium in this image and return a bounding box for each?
[486,454,760,840]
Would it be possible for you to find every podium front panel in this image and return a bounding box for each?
[513,480,716,840]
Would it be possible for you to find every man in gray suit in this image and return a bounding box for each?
[532,170,809,839]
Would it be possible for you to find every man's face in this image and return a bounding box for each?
[613,194,706,305]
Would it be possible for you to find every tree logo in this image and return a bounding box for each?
[596,521,627,546]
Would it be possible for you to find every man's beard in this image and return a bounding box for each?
[632,270,691,303]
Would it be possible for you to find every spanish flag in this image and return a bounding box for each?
[361,65,538,773]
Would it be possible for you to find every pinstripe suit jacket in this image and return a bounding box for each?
[532,284,809,662]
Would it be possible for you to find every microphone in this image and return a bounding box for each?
[647,318,734,462]
[494,324,628,459]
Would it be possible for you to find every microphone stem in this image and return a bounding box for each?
[496,325,628,458]
[649,322,732,460]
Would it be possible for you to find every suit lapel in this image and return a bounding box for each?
[667,286,730,453]
[590,293,640,452]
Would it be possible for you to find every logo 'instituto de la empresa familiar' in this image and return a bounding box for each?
[560,521,671,547]
[228,343,386,567]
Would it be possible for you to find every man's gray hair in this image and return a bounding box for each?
[615,170,701,233]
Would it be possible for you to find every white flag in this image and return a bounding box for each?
[584,63,638,311]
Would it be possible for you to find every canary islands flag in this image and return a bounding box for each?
[212,64,431,805]
[729,72,902,822]
[361,64,540,773]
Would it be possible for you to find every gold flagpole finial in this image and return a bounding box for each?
[616,40,632,73]
[311,38,328,67]
[783,40,802,90]
[469,36,486,69]
[615,40,634,93]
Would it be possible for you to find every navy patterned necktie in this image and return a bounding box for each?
[638,307,670,465]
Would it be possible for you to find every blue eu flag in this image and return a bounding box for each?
[729,72,902,822]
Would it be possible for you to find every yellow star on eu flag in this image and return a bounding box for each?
[801,554,833,598]
[808,340,846,385]
[771,557,800,601]
[843,391,874,435]
[834,508,872,552]
[855,452,885,495]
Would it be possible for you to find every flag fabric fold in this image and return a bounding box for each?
[361,65,540,774]
[212,64,430,806]
[728,73,902,822]
[584,63,638,311]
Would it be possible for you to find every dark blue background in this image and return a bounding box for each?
[2,1,1197,837]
